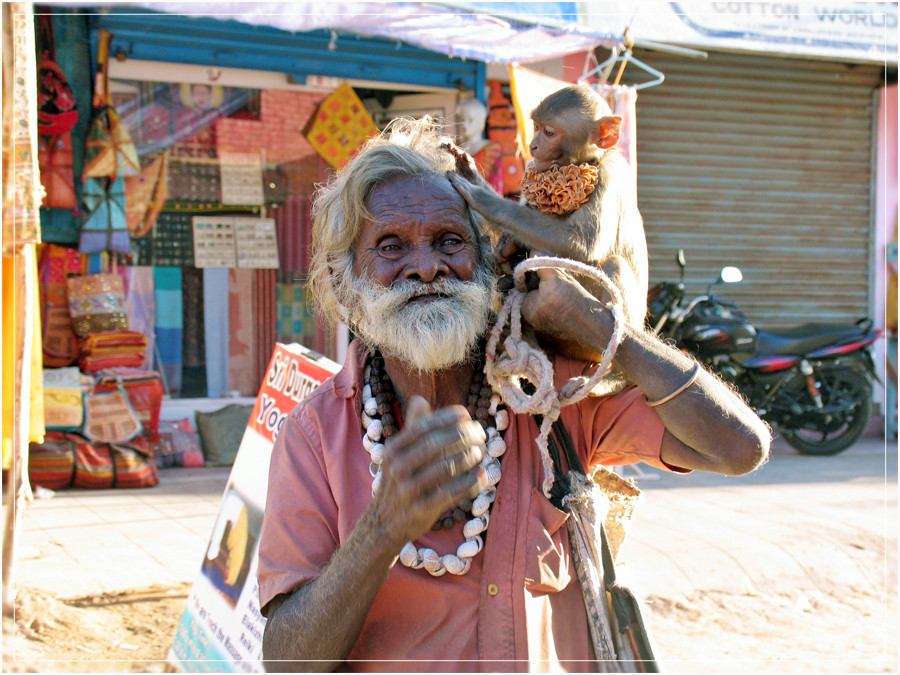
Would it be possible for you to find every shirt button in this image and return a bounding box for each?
[487,583,499,596]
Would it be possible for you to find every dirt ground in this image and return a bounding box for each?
[3,583,190,673]
[4,579,896,673]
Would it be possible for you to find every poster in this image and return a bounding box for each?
[234,218,279,269]
[193,217,237,268]
[220,151,264,206]
[167,343,340,673]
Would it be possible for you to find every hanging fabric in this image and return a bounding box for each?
[596,84,638,174]
[38,244,82,367]
[4,3,43,256]
[153,266,183,395]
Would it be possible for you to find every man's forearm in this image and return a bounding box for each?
[583,306,770,474]
[262,508,399,671]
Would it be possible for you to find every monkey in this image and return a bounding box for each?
[446,84,648,377]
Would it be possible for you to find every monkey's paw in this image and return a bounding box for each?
[440,142,479,182]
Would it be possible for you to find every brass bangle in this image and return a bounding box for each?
[645,363,702,407]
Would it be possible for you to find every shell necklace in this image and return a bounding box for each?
[361,349,509,576]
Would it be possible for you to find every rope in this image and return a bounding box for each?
[484,256,627,497]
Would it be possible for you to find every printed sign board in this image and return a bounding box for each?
[167,343,340,672]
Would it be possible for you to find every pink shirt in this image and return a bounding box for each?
[258,339,672,671]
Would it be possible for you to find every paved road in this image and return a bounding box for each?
[621,436,898,674]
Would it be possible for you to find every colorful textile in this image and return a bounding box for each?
[154,418,204,468]
[125,266,156,368]
[203,268,229,397]
[305,82,378,169]
[181,266,205,368]
[153,266,182,394]
[78,329,149,373]
[4,4,43,255]
[258,340,673,668]
[228,269,254,395]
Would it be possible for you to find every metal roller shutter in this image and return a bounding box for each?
[633,49,882,329]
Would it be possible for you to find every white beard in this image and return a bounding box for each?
[349,273,494,373]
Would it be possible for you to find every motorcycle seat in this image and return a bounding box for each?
[755,323,867,356]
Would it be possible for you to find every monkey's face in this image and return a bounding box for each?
[529,121,569,172]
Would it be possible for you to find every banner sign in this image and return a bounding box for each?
[577,1,897,64]
[167,343,340,672]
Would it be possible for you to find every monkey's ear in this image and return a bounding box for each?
[594,115,622,149]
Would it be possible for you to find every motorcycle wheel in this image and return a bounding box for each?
[778,366,873,456]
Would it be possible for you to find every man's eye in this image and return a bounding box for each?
[441,236,465,251]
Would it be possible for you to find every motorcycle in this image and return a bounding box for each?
[647,250,882,456]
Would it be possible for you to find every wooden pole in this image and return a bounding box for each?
[2,245,36,614]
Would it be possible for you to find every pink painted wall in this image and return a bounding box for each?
[874,84,898,420]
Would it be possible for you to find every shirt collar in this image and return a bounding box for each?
[332,338,369,399]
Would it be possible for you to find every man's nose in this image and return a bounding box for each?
[404,244,447,283]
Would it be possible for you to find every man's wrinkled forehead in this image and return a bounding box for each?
[364,173,475,231]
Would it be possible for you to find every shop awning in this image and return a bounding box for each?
[120,1,620,64]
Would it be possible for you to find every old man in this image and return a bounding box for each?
[257,118,770,672]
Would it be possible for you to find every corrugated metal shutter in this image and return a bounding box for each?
[633,50,882,328]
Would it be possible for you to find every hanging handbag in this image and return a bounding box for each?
[36,15,79,138]
[39,244,81,366]
[82,375,143,444]
[38,133,77,210]
[82,30,140,180]
[544,417,660,672]
[79,176,130,254]
[125,149,169,238]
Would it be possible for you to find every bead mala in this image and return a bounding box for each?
[361,348,509,577]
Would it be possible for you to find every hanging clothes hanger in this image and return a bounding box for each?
[581,28,665,91]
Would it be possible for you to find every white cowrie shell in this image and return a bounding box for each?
[485,460,502,486]
[371,471,382,493]
[495,409,509,431]
[488,394,501,416]
[487,437,506,458]
[364,397,377,417]
[362,434,375,452]
[399,542,418,567]
[441,554,467,575]
[421,548,442,574]
[369,443,384,464]
[367,419,383,441]
[463,516,486,538]
[486,426,498,441]
[457,536,483,559]
[369,462,379,477]
[361,412,374,428]
[471,492,491,517]
[362,384,372,401]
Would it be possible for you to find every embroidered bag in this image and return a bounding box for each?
[82,30,140,179]
[544,419,659,672]
[36,16,78,137]
[82,375,143,444]
[79,176,130,254]
[125,149,169,238]
[39,244,81,366]
[66,272,128,337]
[38,133,77,210]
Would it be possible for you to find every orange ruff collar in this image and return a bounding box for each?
[520,163,600,216]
